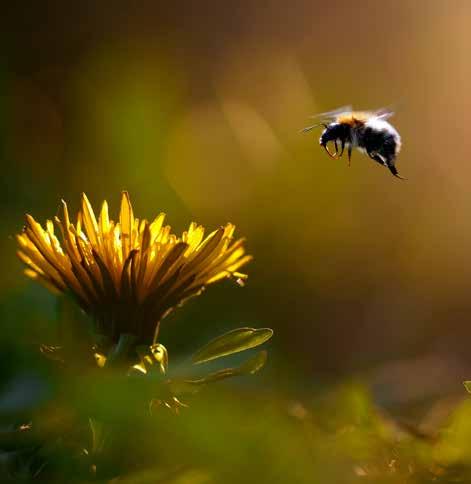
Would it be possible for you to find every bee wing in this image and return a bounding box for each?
[370,107,395,120]
[301,105,352,133]
[308,105,353,122]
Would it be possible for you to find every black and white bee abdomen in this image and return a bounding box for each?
[356,119,402,177]
[357,125,399,158]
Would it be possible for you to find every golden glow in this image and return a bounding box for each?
[17,192,251,344]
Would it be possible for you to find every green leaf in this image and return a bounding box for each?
[464,381,471,394]
[170,350,268,396]
[192,327,273,364]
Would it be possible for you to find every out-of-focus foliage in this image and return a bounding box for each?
[6,376,471,483]
[0,289,274,481]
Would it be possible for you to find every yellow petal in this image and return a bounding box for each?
[119,191,134,259]
[81,193,99,246]
[99,200,110,236]
[24,269,63,294]
[149,213,166,242]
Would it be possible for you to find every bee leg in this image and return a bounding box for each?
[369,153,405,180]
[347,145,352,166]
[339,140,345,158]
[386,163,406,180]
[334,140,339,157]
[322,143,338,159]
[368,152,384,166]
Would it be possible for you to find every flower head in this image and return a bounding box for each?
[16,192,251,345]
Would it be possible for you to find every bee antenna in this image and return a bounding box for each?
[300,123,327,134]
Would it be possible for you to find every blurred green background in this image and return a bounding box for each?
[2,1,471,482]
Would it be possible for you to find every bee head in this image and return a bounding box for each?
[319,123,350,147]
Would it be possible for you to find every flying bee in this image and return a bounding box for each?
[302,106,403,179]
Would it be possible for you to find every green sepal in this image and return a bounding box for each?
[169,350,268,396]
[106,333,137,365]
[192,327,273,364]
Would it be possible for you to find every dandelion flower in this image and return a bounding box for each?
[16,192,251,345]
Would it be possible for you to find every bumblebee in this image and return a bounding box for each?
[302,106,403,179]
